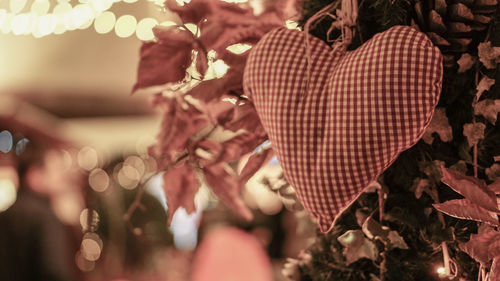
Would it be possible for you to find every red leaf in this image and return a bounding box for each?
[163,162,200,224]
[165,0,214,23]
[239,147,274,185]
[492,256,500,281]
[459,229,500,265]
[203,163,253,220]
[441,167,499,212]
[422,108,453,144]
[154,99,209,169]
[133,29,194,91]
[219,132,268,162]
[187,70,243,103]
[463,122,486,147]
[433,199,500,226]
[489,178,500,194]
[224,102,263,132]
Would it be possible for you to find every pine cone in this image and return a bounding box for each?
[412,0,498,68]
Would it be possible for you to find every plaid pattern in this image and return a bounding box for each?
[243,26,443,232]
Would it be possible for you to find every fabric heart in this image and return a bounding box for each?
[243,26,443,232]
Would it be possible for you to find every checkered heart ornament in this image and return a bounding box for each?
[243,25,443,232]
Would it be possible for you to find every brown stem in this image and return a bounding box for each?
[123,152,188,232]
[378,178,387,281]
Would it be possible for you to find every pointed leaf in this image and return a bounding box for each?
[218,132,268,162]
[478,42,500,69]
[489,178,500,194]
[492,256,500,281]
[188,71,243,103]
[239,146,274,185]
[165,0,214,23]
[133,28,194,91]
[459,229,500,265]
[433,199,500,226]
[337,230,378,265]
[441,167,498,212]
[423,108,453,144]
[163,162,199,224]
[387,231,409,250]
[204,163,253,221]
[476,76,495,99]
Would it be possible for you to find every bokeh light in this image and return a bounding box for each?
[31,0,51,16]
[10,0,27,14]
[114,14,136,38]
[117,164,140,189]
[15,138,29,155]
[94,11,115,34]
[0,178,17,212]
[77,146,99,171]
[0,130,13,153]
[11,13,31,35]
[226,43,252,54]
[136,17,157,41]
[1,13,14,34]
[80,208,100,231]
[89,0,113,12]
[81,232,103,261]
[88,168,109,192]
[75,251,95,272]
[33,13,57,37]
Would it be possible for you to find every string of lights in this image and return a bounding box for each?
[0,0,169,40]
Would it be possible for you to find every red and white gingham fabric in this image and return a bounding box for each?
[243,25,443,232]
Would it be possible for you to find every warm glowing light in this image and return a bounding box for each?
[1,13,14,34]
[31,0,50,16]
[71,4,94,29]
[89,0,113,12]
[212,59,229,78]
[34,14,57,37]
[123,0,139,2]
[89,168,109,192]
[0,130,13,153]
[136,17,157,41]
[11,13,31,35]
[75,251,95,272]
[176,0,191,6]
[80,208,100,231]
[77,146,99,171]
[437,266,446,275]
[114,14,136,38]
[226,43,252,54]
[184,22,199,36]
[0,179,17,212]
[117,165,140,189]
[53,2,72,34]
[81,233,102,261]
[285,20,299,30]
[10,0,27,14]
[159,20,177,27]
[126,156,145,175]
[94,11,115,34]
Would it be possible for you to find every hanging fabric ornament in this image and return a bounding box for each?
[243,5,443,231]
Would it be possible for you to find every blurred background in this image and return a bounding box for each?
[0,1,314,280]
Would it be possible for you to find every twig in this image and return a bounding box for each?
[378,177,387,281]
[123,152,189,233]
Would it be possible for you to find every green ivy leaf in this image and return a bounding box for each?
[463,123,486,147]
[337,229,378,265]
[422,108,453,144]
[474,99,500,125]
